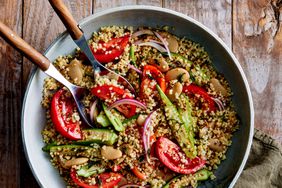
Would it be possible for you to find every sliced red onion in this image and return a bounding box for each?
[89,99,98,123]
[154,31,172,60]
[149,39,165,45]
[143,111,155,164]
[119,185,148,188]
[132,29,154,38]
[212,97,224,111]
[128,64,142,74]
[133,40,143,45]
[108,99,147,110]
[150,157,159,161]
[137,42,167,53]
[134,39,164,46]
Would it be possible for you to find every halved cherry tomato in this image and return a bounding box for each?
[70,168,122,188]
[90,35,130,63]
[139,78,156,99]
[139,66,166,99]
[51,89,82,140]
[91,85,136,118]
[183,84,216,111]
[156,137,205,174]
[132,167,147,180]
[91,85,125,100]
[97,35,128,49]
[142,65,166,92]
[115,96,137,118]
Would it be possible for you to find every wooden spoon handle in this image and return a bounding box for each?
[0,21,50,71]
[49,0,83,40]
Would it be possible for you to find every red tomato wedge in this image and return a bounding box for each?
[91,85,136,118]
[90,35,130,63]
[142,65,166,92]
[50,89,82,140]
[139,78,156,99]
[70,168,122,188]
[156,137,205,174]
[183,84,216,112]
[91,85,125,100]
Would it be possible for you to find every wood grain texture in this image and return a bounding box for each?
[0,0,281,187]
[137,0,162,6]
[0,0,22,187]
[93,0,137,13]
[20,0,92,187]
[0,21,51,71]
[233,0,282,143]
[93,0,162,13]
[163,0,232,48]
[49,0,84,40]
[22,0,92,85]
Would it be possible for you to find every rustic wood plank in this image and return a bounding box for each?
[2,0,277,187]
[21,0,92,187]
[0,0,22,188]
[93,0,137,13]
[22,0,92,86]
[233,0,282,144]
[93,0,162,13]
[137,0,162,6]
[163,0,232,48]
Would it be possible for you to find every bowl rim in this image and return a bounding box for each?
[21,5,254,188]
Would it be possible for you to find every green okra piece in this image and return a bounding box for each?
[102,103,125,132]
[157,85,197,158]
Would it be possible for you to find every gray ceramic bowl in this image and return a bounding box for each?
[22,5,254,188]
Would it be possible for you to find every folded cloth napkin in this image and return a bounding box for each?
[235,129,282,188]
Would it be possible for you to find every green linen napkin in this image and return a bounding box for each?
[235,129,282,188]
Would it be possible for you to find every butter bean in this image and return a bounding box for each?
[137,114,146,126]
[149,57,169,72]
[68,59,83,83]
[101,146,122,160]
[210,78,228,97]
[208,138,224,152]
[167,82,183,101]
[166,36,178,52]
[159,32,179,52]
[165,68,190,83]
[63,157,89,168]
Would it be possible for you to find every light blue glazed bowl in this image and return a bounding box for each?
[22,6,254,188]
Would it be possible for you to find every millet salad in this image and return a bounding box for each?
[41,26,239,188]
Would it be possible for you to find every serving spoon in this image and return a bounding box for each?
[48,0,135,93]
[0,21,94,127]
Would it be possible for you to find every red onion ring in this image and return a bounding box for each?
[148,39,165,45]
[137,42,167,53]
[134,39,164,46]
[108,99,147,110]
[132,29,154,38]
[142,111,155,164]
[212,97,224,111]
[128,64,142,74]
[154,31,172,60]
[89,99,98,123]
[133,40,143,45]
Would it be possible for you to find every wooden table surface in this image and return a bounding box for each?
[0,0,281,187]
